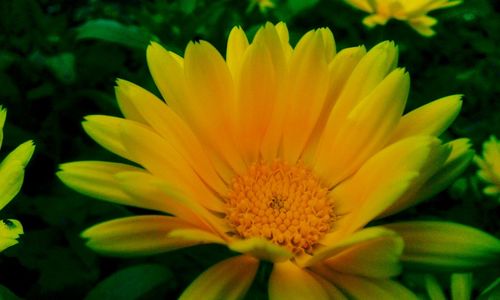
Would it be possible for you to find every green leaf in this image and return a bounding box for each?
[84,264,172,300]
[0,285,22,300]
[287,0,319,14]
[180,0,197,14]
[75,19,154,50]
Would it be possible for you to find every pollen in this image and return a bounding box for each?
[225,161,335,255]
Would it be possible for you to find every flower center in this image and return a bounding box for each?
[225,161,335,255]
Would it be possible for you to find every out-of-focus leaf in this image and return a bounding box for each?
[75,19,153,50]
[180,0,197,14]
[45,53,75,84]
[0,284,22,300]
[84,264,172,300]
[287,0,319,14]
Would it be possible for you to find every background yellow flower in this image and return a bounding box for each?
[343,0,463,36]
[475,136,500,198]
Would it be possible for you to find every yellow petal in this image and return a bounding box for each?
[409,16,437,37]
[327,136,437,235]
[343,0,375,13]
[310,273,348,299]
[183,40,247,176]
[146,42,188,117]
[312,265,418,300]
[385,221,500,271]
[269,261,330,300]
[57,161,142,207]
[0,141,35,209]
[81,216,208,256]
[179,255,259,300]
[228,237,292,262]
[118,119,225,213]
[391,95,462,142]
[0,107,5,148]
[114,79,228,194]
[114,79,147,123]
[236,41,278,163]
[167,228,225,244]
[226,26,249,80]
[82,115,134,161]
[315,68,409,187]
[0,219,23,252]
[113,171,214,230]
[282,29,330,163]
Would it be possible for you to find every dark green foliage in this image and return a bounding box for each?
[0,0,498,299]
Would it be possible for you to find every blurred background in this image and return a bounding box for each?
[0,0,499,299]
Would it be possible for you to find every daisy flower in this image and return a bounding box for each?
[475,136,500,198]
[0,107,35,252]
[58,23,500,299]
[343,0,462,36]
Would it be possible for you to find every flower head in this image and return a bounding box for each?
[0,107,35,252]
[343,0,462,36]
[58,23,499,298]
[475,136,500,198]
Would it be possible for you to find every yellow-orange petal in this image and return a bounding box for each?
[115,79,228,194]
[82,115,134,161]
[315,68,409,187]
[282,29,329,163]
[118,119,225,213]
[228,237,293,262]
[146,42,188,117]
[327,136,437,235]
[57,161,141,207]
[269,260,330,300]
[179,255,259,300]
[81,216,208,256]
[226,26,249,80]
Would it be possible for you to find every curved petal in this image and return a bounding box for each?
[82,115,134,161]
[0,140,35,210]
[179,255,259,300]
[0,219,23,252]
[228,237,292,262]
[81,216,211,256]
[451,273,473,300]
[326,136,438,235]
[57,161,142,207]
[390,95,462,142]
[114,79,228,193]
[424,274,447,300]
[385,221,500,272]
[313,264,418,300]
[315,67,408,187]
[310,273,347,299]
[146,42,188,117]
[269,261,330,300]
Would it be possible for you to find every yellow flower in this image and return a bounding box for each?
[0,107,35,252]
[58,23,499,299]
[343,0,462,36]
[249,0,276,13]
[475,136,500,197]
